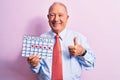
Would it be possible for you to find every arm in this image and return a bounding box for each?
[68,35,96,70]
[27,55,41,73]
[77,49,95,70]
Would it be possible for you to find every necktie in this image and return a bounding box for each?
[52,34,63,80]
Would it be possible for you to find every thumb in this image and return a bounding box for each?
[74,37,78,46]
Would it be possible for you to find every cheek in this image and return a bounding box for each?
[61,17,68,23]
[48,17,53,22]
[49,19,53,22]
[61,20,67,24]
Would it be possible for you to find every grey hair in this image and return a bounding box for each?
[48,2,68,14]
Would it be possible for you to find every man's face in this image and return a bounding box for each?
[48,4,69,34]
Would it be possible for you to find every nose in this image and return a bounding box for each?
[54,15,59,21]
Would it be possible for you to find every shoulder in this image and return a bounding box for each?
[40,31,53,38]
[67,29,86,39]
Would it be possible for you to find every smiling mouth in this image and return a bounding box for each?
[52,22,61,26]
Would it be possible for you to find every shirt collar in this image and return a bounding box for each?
[49,28,67,41]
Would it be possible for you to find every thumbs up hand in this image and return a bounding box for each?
[68,37,86,56]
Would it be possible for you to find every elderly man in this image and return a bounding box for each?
[27,2,95,80]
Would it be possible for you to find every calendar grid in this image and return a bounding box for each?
[22,35,54,59]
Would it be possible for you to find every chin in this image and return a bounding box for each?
[52,29,61,34]
[53,30,60,33]
[51,25,63,33]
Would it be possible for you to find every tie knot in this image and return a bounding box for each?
[55,34,59,39]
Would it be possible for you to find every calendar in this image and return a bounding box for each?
[22,35,54,59]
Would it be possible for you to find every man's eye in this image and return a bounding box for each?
[50,14,55,17]
[59,15,63,17]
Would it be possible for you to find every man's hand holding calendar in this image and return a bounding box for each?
[27,55,40,67]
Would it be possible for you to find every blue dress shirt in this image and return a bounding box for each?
[30,28,96,80]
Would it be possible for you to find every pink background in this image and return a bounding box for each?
[0,0,120,80]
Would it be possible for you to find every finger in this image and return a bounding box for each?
[69,48,76,54]
[28,54,36,60]
[32,56,40,62]
[28,55,39,62]
[74,37,78,46]
[69,50,76,56]
[30,54,40,59]
[68,45,75,49]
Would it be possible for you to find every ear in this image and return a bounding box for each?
[47,14,49,19]
[67,15,69,20]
